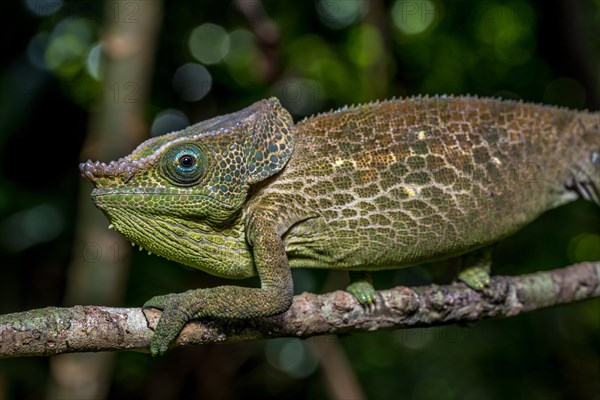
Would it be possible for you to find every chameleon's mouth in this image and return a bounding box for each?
[90,188,233,209]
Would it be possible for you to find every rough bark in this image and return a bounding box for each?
[1,262,598,358]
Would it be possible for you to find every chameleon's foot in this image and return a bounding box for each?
[457,247,493,291]
[346,281,378,305]
[346,271,377,310]
[458,266,491,291]
[144,291,196,357]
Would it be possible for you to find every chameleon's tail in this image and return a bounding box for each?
[567,112,600,205]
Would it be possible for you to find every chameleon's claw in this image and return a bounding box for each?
[457,248,493,291]
[144,293,194,356]
[346,280,378,311]
[458,266,491,291]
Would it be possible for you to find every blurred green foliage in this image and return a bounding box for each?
[0,0,599,399]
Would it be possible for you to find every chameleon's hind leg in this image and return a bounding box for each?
[457,247,493,290]
[346,271,378,308]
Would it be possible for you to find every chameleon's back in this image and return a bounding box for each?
[251,96,599,269]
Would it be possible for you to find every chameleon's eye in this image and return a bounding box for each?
[161,143,206,185]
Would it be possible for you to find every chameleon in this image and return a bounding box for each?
[80,96,600,356]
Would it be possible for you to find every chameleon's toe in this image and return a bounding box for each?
[458,266,491,291]
[346,281,378,308]
[150,335,172,357]
[144,293,192,357]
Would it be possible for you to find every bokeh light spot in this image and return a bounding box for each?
[85,43,103,80]
[346,24,383,67]
[0,205,64,252]
[568,233,600,263]
[151,109,190,136]
[26,32,49,70]
[316,0,367,29]
[473,1,536,65]
[265,339,318,379]
[44,18,96,78]
[188,23,230,65]
[392,0,437,35]
[172,63,212,102]
[271,78,323,116]
[24,0,63,17]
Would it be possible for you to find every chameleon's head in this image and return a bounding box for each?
[79,98,294,276]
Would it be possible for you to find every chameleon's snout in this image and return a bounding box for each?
[79,158,144,185]
[79,160,103,184]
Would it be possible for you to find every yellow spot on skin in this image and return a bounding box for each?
[333,157,358,168]
[383,152,397,164]
[403,186,418,197]
[418,131,426,140]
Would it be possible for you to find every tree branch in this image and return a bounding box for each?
[1,262,598,359]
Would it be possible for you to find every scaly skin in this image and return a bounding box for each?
[80,96,600,355]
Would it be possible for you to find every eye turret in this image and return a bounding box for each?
[160,142,206,185]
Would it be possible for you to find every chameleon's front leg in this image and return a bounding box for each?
[144,219,293,356]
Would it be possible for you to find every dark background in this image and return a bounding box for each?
[0,0,598,399]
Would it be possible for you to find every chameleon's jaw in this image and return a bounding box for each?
[88,190,168,255]
[89,188,255,278]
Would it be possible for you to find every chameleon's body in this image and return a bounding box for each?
[80,96,599,355]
